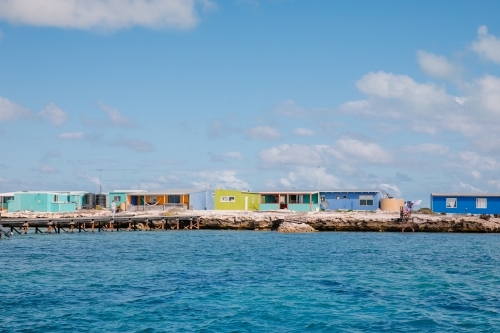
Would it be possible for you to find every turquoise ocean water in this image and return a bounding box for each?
[1,231,500,332]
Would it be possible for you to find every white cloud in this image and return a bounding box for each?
[192,170,250,190]
[75,171,101,186]
[0,0,214,31]
[356,71,453,111]
[417,50,461,80]
[135,174,181,190]
[246,126,282,140]
[458,151,499,171]
[472,25,500,64]
[258,139,392,169]
[403,143,449,155]
[453,181,486,193]
[37,165,59,174]
[38,103,69,126]
[471,170,481,179]
[264,167,342,190]
[273,99,329,117]
[469,74,500,114]
[293,128,315,137]
[334,139,393,164]
[39,150,61,163]
[224,151,243,160]
[258,144,323,168]
[0,96,32,121]
[112,136,155,152]
[83,102,136,128]
[58,132,84,139]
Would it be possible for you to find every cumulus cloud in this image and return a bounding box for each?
[0,0,214,31]
[246,126,283,140]
[38,103,69,126]
[472,25,500,64]
[452,181,486,193]
[207,119,235,139]
[58,132,84,139]
[39,150,61,163]
[417,50,461,80]
[192,170,250,190]
[258,139,391,169]
[258,144,324,168]
[468,74,500,114]
[273,99,330,117]
[135,174,182,190]
[111,136,155,152]
[224,151,243,160]
[356,71,453,111]
[34,165,59,174]
[402,143,449,155]
[334,139,393,164]
[209,151,243,163]
[83,102,136,128]
[0,96,32,121]
[293,128,315,137]
[75,171,101,186]
[471,170,481,179]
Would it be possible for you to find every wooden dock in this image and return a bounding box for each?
[0,215,200,237]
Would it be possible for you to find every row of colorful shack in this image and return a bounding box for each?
[0,189,384,213]
[1,189,500,214]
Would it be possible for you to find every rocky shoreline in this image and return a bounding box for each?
[3,209,500,233]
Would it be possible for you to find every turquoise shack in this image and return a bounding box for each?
[7,191,86,213]
[259,190,320,212]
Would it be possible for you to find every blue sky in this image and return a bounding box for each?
[1,0,500,206]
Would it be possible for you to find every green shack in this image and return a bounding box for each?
[214,189,260,211]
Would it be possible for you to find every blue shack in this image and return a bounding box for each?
[320,190,383,211]
[431,193,500,214]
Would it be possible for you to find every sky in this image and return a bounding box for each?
[1,0,500,206]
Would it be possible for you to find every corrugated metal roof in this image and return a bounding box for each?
[431,193,500,197]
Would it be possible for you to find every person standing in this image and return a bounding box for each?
[111,200,116,219]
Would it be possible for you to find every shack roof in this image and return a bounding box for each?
[0,192,15,197]
[259,190,319,194]
[127,189,210,196]
[431,193,500,197]
[320,189,383,194]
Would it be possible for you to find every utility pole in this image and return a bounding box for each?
[317,166,320,192]
[97,169,102,194]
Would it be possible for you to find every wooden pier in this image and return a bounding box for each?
[0,215,200,237]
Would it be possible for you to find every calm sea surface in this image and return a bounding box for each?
[1,231,500,332]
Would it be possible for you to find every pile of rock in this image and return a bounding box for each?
[277,222,316,233]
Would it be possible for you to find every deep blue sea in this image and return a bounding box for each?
[1,231,500,332]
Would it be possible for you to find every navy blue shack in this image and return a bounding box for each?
[431,193,500,214]
[320,190,383,211]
